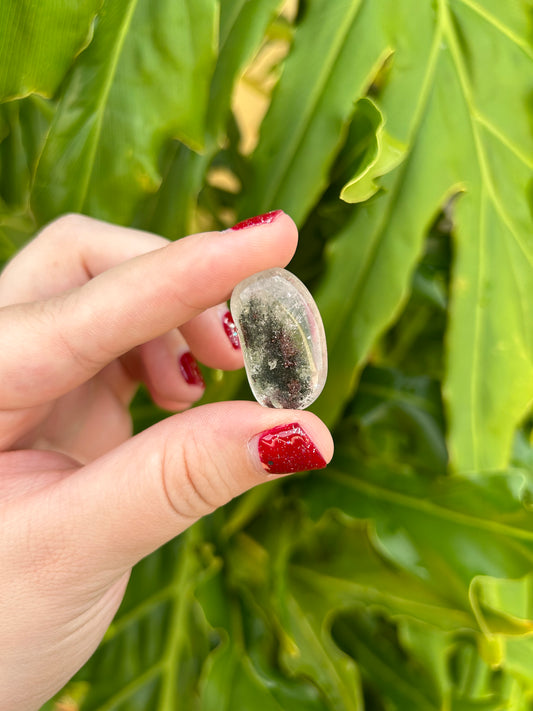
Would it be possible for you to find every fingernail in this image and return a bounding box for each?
[231,210,283,231]
[222,310,240,349]
[254,422,327,475]
[179,352,205,387]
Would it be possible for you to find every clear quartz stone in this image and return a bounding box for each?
[230,267,327,409]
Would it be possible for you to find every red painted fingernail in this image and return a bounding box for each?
[222,310,240,349]
[255,422,327,474]
[231,210,283,231]
[179,352,205,387]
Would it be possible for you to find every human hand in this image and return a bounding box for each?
[0,212,333,710]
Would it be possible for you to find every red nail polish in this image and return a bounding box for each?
[179,352,205,387]
[222,310,240,349]
[256,422,327,474]
[231,210,283,231]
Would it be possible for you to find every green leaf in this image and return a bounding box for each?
[135,0,282,239]
[308,0,533,475]
[299,447,533,702]
[31,0,217,226]
[304,452,533,616]
[0,97,48,265]
[0,97,51,211]
[238,0,533,471]
[314,197,447,430]
[332,611,442,711]
[196,561,331,711]
[208,0,283,143]
[286,514,474,634]
[246,0,455,427]
[231,505,529,710]
[340,97,405,204]
[225,518,365,711]
[0,0,102,101]
[471,574,533,636]
[240,0,381,224]
[342,365,448,475]
[0,211,36,267]
[442,1,533,471]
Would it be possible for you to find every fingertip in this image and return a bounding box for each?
[263,210,299,264]
[230,209,292,232]
[128,335,206,410]
[144,375,204,413]
[293,410,335,465]
[250,410,334,476]
[221,308,241,352]
[178,351,206,389]
[223,209,298,269]
[149,395,196,413]
[179,305,244,371]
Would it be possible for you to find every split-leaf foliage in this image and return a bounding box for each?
[1,0,533,708]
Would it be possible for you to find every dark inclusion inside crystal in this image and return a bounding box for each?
[238,295,312,409]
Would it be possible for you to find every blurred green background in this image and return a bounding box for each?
[2,0,533,708]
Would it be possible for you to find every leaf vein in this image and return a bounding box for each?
[454,0,533,61]
[329,469,533,543]
[263,0,363,210]
[79,0,139,211]
[475,113,533,172]
[326,16,444,353]
[89,663,164,711]
[444,3,533,271]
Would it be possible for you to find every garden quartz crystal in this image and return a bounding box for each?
[230,267,327,409]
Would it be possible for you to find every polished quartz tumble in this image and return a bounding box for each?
[230,267,327,409]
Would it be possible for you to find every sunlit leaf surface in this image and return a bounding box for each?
[31,0,218,225]
[0,0,102,101]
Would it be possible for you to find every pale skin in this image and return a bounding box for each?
[0,212,333,710]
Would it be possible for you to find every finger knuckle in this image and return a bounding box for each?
[43,212,87,237]
[161,429,235,521]
[47,292,105,374]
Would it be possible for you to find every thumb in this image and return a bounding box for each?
[39,402,333,572]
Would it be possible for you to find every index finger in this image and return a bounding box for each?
[0,211,298,409]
